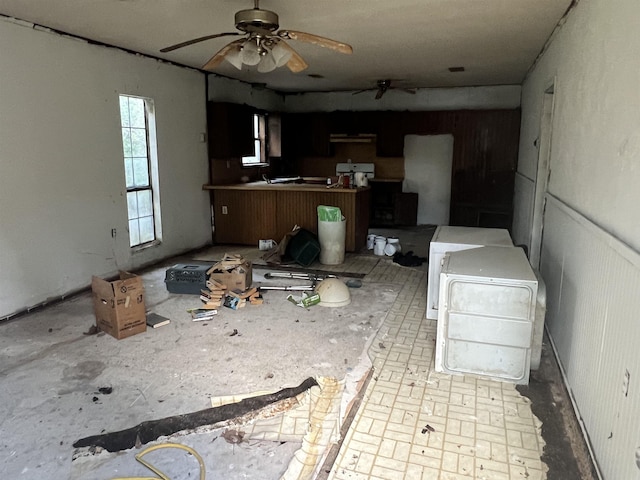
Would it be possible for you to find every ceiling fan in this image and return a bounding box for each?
[353,80,417,100]
[160,0,353,73]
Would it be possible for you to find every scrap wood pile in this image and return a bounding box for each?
[199,254,262,311]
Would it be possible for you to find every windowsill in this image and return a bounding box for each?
[241,163,269,169]
[131,240,161,253]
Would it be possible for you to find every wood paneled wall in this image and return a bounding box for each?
[282,109,521,229]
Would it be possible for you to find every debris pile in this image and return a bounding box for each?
[185,254,262,315]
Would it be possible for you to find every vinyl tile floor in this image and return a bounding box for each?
[323,253,596,480]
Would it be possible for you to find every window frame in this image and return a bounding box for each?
[119,94,161,249]
[241,113,269,168]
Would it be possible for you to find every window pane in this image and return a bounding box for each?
[130,128,147,157]
[119,97,130,127]
[124,157,134,188]
[132,157,150,187]
[138,216,155,243]
[137,189,153,217]
[129,219,140,247]
[121,128,132,157]
[127,191,138,219]
[128,98,146,128]
[252,114,259,138]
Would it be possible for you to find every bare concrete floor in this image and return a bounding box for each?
[0,226,597,479]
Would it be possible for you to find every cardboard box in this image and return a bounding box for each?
[92,272,146,340]
[208,260,253,291]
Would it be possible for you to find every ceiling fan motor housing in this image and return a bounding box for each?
[235,8,279,33]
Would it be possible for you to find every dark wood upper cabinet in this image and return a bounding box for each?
[267,113,282,158]
[375,111,406,157]
[281,112,332,157]
[207,102,254,158]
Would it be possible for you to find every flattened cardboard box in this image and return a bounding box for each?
[92,272,146,340]
[208,261,253,291]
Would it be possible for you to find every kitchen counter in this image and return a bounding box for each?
[206,182,371,252]
[203,180,369,193]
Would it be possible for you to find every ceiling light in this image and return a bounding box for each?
[223,36,292,72]
[240,38,261,65]
[225,47,244,70]
[257,48,277,72]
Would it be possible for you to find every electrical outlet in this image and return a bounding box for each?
[111,228,117,238]
[222,206,228,215]
[635,447,640,470]
[623,369,630,397]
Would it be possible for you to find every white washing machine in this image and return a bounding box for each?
[435,246,538,385]
[426,226,513,320]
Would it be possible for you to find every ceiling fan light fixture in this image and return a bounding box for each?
[241,38,261,65]
[257,49,277,72]
[225,46,244,70]
[271,41,292,67]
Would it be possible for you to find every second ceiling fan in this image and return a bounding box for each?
[353,80,417,100]
[160,0,353,73]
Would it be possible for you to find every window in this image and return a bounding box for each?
[119,95,160,247]
[242,113,267,167]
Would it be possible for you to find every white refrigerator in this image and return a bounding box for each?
[435,246,538,385]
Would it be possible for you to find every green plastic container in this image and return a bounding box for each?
[286,229,320,267]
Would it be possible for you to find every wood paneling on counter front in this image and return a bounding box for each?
[211,189,277,245]
[208,184,369,251]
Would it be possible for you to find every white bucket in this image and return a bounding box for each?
[318,217,347,265]
[387,237,401,253]
[384,242,398,256]
[367,234,376,250]
[374,236,386,256]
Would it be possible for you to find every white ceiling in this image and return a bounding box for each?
[0,0,572,93]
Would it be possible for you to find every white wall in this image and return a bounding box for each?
[282,85,521,112]
[0,19,211,319]
[208,75,284,111]
[403,135,454,225]
[515,0,640,478]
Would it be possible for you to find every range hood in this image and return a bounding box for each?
[329,133,377,143]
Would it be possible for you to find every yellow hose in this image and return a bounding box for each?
[111,442,205,480]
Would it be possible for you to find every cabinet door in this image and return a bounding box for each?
[267,113,282,158]
[393,192,418,226]
[208,102,254,158]
[376,112,407,157]
[281,113,331,157]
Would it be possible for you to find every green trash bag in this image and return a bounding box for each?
[317,205,342,222]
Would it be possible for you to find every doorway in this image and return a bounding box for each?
[530,83,555,269]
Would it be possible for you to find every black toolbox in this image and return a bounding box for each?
[164,263,211,294]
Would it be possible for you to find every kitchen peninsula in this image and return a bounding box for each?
[204,181,370,252]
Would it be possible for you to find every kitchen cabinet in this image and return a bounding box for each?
[206,182,370,251]
[207,102,254,158]
[375,111,406,157]
[369,179,417,227]
[281,113,332,157]
[267,113,282,158]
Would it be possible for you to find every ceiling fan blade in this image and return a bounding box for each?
[160,32,241,53]
[401,88,417,95]
[202,39,245,71]
[277,41,308,72]
[375,88,385,100]
[352,89,370,96]
[277,30,353,54]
